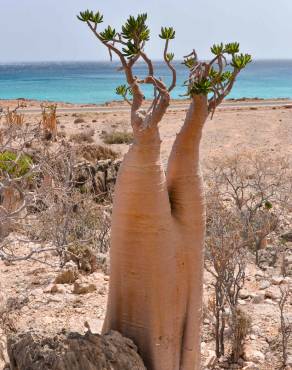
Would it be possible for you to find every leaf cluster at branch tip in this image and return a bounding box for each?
[100,26,116,42]
[77,10,103,24]
[231,53,252,70]
[166,53,175,62]
[183,57,196,69]
[184,42,252,97]
[115,85,132,99]
[121,13,150,58]
[159,27,176,40]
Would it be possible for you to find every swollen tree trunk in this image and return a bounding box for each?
[103,95,208,370]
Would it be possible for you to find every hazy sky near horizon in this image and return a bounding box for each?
[1,0,292,62]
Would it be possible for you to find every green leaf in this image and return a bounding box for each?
[182,57,196,69]
[221,71,233,82]
[189,78,213,96]
[77,10,93,22]
[77,10,103,24]
[159,27,175,40]
[166,52,174,62]
[100,26,116,41]
[115,84,132,98]
[0,151,32,177]
[211,43,224,56]
[224,42,240,55]
[116,85,128,97]
[121,13,150,43]
[231,53,252,69]
[122,41,140,58]
[209,67,219,79]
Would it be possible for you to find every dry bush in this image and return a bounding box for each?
[41,104,57,140]
[101,130,133,145]
[73,117,85,124]
[76,143,118,162]
[278,285,291,368]
[0,111,41,244]
[230,307,252,363]
[206,152,291,266]
[0,109,116,270]
[205,191,247,359]
[5,109,24,127]
[205,151,291,363]
[70,129,95,143]
[23,144,113,268]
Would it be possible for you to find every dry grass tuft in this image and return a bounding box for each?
[76,144,119,162]
[70,129,95,143]
[101,130,133,145]
[74,117,85,124]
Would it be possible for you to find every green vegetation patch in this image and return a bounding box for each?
[0,151,33,177]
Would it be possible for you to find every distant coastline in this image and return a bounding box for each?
[1,60,292,104]
[1,97,292,114]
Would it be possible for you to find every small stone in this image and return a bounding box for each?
[271,276,284,285]
[282,277,291,284]
[84,319,103,334]
[265,288,281,300]
[73,281,97,294]
[252,293,265,304]
[286,355,292,366]
[243,362,260,370]
[43,284,64,294]
[239,289,251,299]
[30,288,43,297]
[259,280,270,290]
[98,286,107,296]
[251,325,262,336]
[205,350,217,367]
[281,231,292,242]
[243,348,265,363]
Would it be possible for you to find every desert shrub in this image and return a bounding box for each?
[41,104,58,140]
[205,192,246,359]
[101,130,133,144]
[278,285,291,368]
[206,152,290,265]
[5,109,24,126]
[76,144,119,162]
[70,129,95,143]
[0,151,32,178]
[74,117,85,124]
[230,308,252,363]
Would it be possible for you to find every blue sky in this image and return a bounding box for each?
[1,0,292,62]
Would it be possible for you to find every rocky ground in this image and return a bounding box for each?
[0,100,292,369]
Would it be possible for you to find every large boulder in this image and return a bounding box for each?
[7,330,146,370]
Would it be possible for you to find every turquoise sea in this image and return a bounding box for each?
[0,60,292,104]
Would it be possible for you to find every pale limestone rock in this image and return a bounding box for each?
[73,280,97,294]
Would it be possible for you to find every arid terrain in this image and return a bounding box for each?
[0,98,291,370]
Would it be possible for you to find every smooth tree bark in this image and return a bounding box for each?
[103,94,209,370]
[78,12,251,370]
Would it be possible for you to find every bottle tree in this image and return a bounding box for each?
[78,10,251,370]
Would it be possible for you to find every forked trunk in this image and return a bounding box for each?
[103,96,208,370]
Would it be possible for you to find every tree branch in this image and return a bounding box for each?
[163,39,176,92]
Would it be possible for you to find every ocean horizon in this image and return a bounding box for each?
[0,60,292,104]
